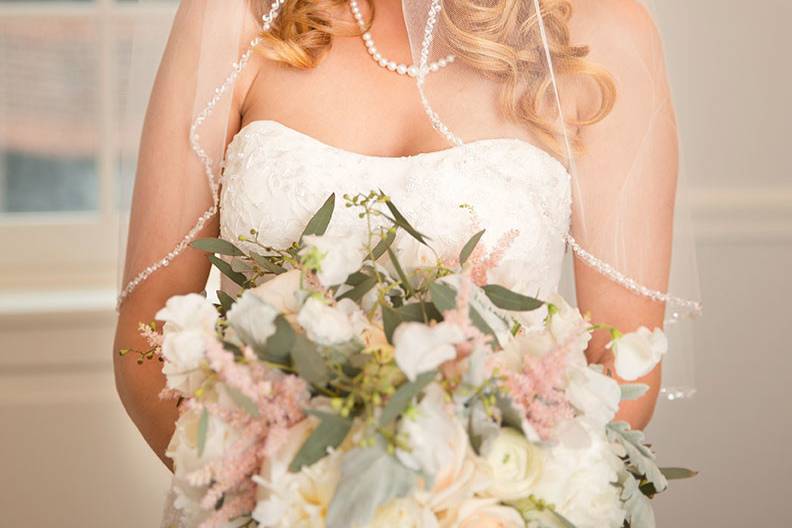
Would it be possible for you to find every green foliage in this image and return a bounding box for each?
[208,254,247,288]
[386,246,414,297]
[326,443,417,528]
[369,228,396,261]
[430,282,499,346]
[482,284,544,312]
[216,290,236,312]
[607,422,668,493]
[620,383,650,401]
[250,252,287,275]
[291,334,333,387]
[225,386,259,417]
[383,195,430,245]
[379,370,437,426]
[191,237,245,257]
[289,410,352,472]
[197,407,209,457]
[459,229,486,265]
[259,314,295,364]
[300,193,336,240]
[336,274,377,302]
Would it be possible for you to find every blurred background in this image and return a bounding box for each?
[0,0,789,526]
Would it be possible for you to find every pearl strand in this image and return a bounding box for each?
[349,0,454,77]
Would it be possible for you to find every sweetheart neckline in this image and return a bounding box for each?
[231,119,571,176]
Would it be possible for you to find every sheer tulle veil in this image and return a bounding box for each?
[118,0,702,398]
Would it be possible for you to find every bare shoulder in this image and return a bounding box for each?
[569,0,664,58]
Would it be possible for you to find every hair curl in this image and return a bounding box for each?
[254,0,615,156]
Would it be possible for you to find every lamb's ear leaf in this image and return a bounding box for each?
[459,229,485,265]
[191,237,245,257]
[300,193,335,240]
[383,196,430,245]
[208,255,247,288]
[379,370,437,427]
[620,383,650,401]
[326,443,417,528]
[289,410,352,472]
[481,284,544,312]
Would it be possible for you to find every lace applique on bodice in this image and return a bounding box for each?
[219,119,571,304]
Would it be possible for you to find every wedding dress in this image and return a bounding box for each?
[161,117,572,527]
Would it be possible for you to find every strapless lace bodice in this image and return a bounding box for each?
[218,119,571,304]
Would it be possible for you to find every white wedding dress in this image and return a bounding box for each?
[161,118,572,527]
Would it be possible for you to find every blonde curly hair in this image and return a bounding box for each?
[253,0,615,156]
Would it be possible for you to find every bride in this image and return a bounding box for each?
[113,0,699,521]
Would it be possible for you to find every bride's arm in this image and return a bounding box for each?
[113,1,249,467]
[571,1,678,430]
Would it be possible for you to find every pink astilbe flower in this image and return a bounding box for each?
[469,228,520,286]
[439,273,492,382]
[199,480,257,528]
[501,335,578,441]
[137,322,163,351]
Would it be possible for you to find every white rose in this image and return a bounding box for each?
[546,294,591,362]
[227,290,280,347]
[529,419,626,528]
[251,269,303,314]
[609,327,667,381]
[155,293,218,334]
[396,384,467,479]
[160,330,208,393]
[301,232,366,287]
[480,428,543,501]
[297,297,366,346]
[253,416,342,528]
[366,498,438,528]
[393,321,464,381]
[442,498,524,528]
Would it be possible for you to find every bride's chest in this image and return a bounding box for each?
[219,120,571,293]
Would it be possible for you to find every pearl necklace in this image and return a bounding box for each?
[349,0,455,77]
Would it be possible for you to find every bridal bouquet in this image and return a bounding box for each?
[127,191,694,528]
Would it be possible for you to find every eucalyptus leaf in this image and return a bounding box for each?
[379,370,437,426]
[381,302,401,344]
[369,228,396,261]
[620,383,650,401]
[191,237,245,257]
[289,410,352,472]
[291,334,332,387]
[197,407,209,457]
[398,302,442,324]
[300,193,335,240]
[336,274,377,302]
[660,467,698,480]
[250,252,286,275]
[216,290,235,312]
[387,246,414,297]
[430,282,499,346]
[345,271,371,286]
[326,443,417,528]
[260,314,295,363]
[482,284,544,312]
[495,393,524,431]
[459,229,485,265]
[208,255,247,288]
[383,196,430,245]
[225,386,259,417]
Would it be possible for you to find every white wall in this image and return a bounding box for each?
[0,1,789,526]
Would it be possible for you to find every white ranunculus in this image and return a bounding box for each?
[155,293,218,334]
[251,269,303,314]
[565,363,621,430]
[529,419,626,528]
[443,498,524,528]
[301,232,367,287]
[393,321,464,381]
[227,290,280,347]
[297,297,366,346]
[546,294,591,362]
[609,327,667,381]
[366,498,439,528]
[253,416,342,528]
[396,384,467,480]
[480,428,543,501]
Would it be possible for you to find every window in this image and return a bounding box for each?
[0,0,175,296]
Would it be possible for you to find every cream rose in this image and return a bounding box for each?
[480,428,543,501]
[441,498,524,528]
[609,326,667,381]
[251,269,303,314]
[366,498,439,528]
